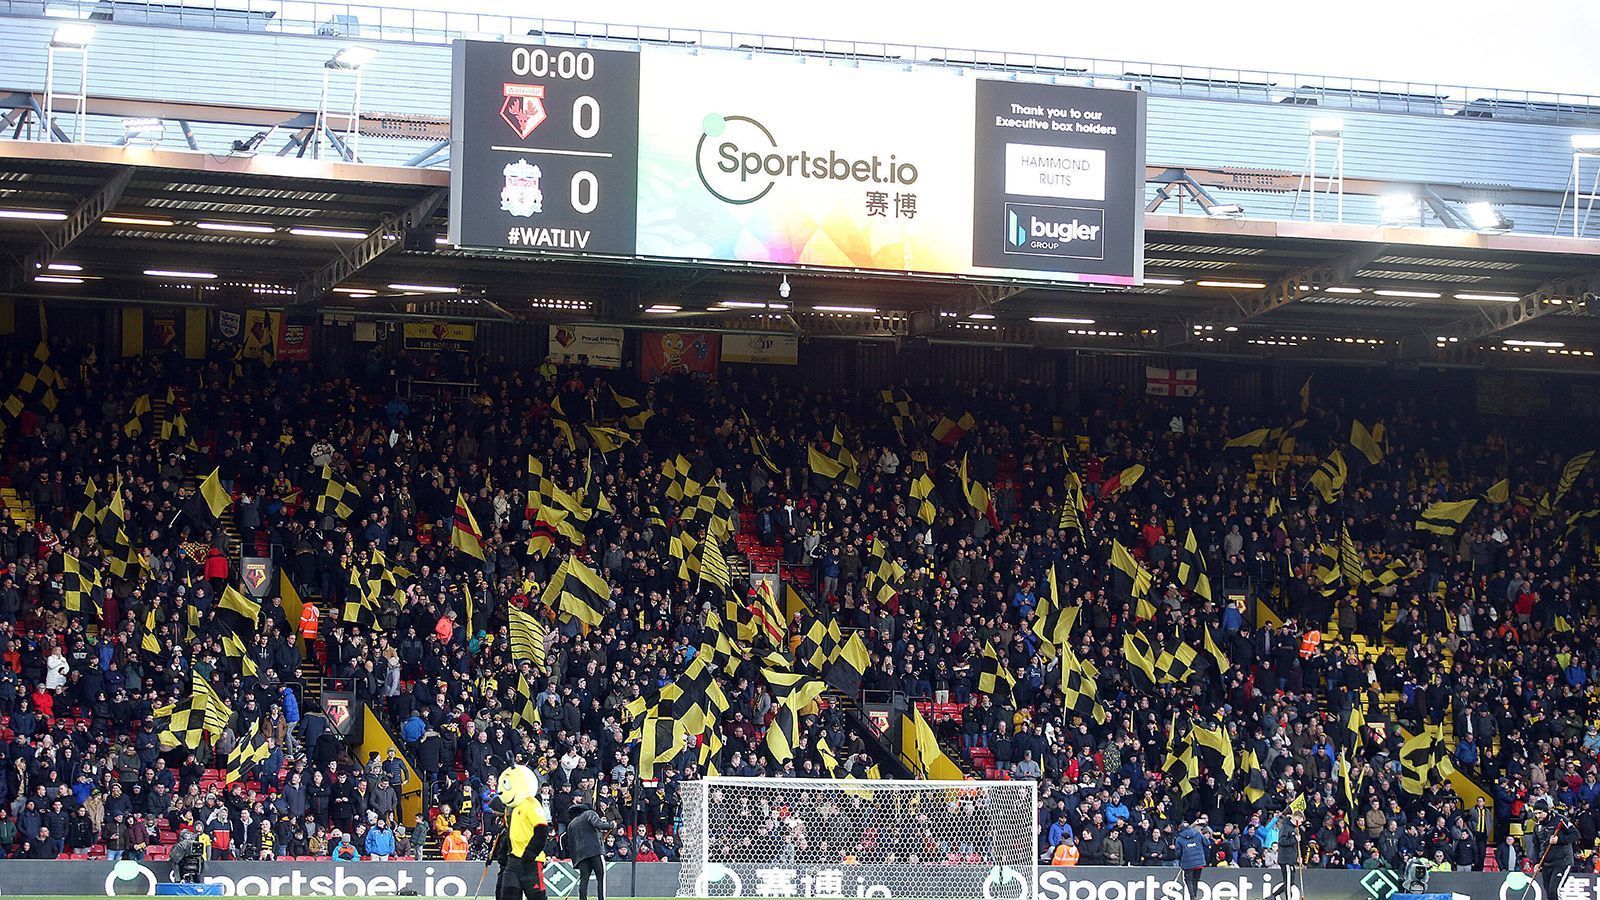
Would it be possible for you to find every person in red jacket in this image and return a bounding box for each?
[204,547,229,593]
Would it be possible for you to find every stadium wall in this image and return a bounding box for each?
[0,859,1578,899]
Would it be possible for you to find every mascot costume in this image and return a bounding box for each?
[493,763,551,900]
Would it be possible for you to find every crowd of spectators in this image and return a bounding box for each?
[0,336,1596,877]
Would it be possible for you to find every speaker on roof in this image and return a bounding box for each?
[403,229,439,252]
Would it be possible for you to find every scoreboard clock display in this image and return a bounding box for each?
[449,42,640,254]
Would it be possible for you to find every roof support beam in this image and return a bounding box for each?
[1397,270,1600,359]
[295,188,446,304]
[1168,242,1388,347]
[10,165,133,290]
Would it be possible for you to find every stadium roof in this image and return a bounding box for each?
[2,138,1599,371]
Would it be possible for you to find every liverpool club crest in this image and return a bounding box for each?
[500,159,544,217]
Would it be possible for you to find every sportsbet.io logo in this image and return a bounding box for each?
[695,114,918,205]
[1003,202,1105,262]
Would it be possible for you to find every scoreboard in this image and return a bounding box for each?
[449,43,639,254]
[449,40,1145,286]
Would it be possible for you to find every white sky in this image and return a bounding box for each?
[446,0,1600,97]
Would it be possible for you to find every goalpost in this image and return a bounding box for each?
[677,777,1039,900]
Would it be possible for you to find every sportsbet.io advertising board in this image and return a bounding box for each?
[448,41,1145,286]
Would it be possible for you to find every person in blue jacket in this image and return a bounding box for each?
[1175,817,1211,900]
[365,818,397,860]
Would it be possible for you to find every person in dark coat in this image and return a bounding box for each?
[1533,804,1576,900]
[564,799,615,900]
[1175,819,1210,900]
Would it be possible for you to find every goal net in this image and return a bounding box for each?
[677,777,1039,900]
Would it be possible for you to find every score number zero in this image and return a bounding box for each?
[509,47,601,215]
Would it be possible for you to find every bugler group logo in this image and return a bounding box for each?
[500,83,547,139]
[500,160,545,217]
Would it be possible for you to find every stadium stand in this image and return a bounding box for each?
[0,332,1595,879]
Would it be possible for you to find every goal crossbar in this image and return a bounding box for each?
[678,777,1041,900]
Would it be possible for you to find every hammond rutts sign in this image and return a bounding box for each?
[449,40,1144,286]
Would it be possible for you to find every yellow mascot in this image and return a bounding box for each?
[493,763,550,900]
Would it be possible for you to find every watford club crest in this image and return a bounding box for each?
[500,83,547,139]
[500,160,544,217]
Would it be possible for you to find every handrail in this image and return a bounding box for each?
[3,1,1599,125]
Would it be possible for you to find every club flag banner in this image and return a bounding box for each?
[640,331,720,380]
[1145,366,1198,397]
[149,314,178,350]
[722,332,799,366]
[275,315,313,363]
[451,41,1145,285]
[548,324,623,369]
[402,322,477,353]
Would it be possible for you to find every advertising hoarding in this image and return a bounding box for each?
[450,41,1144,285]
[548,324,624,368]
[723,333,799,365]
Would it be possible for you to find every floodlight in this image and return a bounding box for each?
[1308,116,1344,138]
[1466,202,1513,233]
[327,46,377,69]
[1378,193,1418,226]
[51,23,94,48]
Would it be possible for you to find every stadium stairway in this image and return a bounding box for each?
[1318,598,1494,807]
[0,478,36,528]
[823,688,918,779]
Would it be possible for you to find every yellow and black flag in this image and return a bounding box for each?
[199,467,231,519]
[584,424,633,455]
[1399,727,1455,794]
[976,642,1016,699]
[1059,646,1108,724]
[1110,540,1156,619]
[808,437,861,489]
[1308,450,1348,504]
[958,453,993,520]
[139,605,163,655]
[1224,428,1271,449]
[1416,498,1478,536]
[880,389,917,442]
[313,466,361,519]
[662,454,704,503]
[543,557,610,627]
[123,394,152,437]
[224,719,272,784]
[1058,473,1087,535]
[451,490,486,560]
[742,410,780,475]
[1349,420,1386,466]
[823,632,871,698]
[1189,717,1236,778]
[216,585,261,635]
[508,603,547,672]
[510,672,541,730]
[61,553,102,618]
[1031,566,1079,661]
[1123,631,1158,687]
[864,537,904,604]
[1482,478,1510,505]
[796,617,843,672]
[1201,627,1231,675]
[1175,529,1212,602]
[697,531,733,592]
[909,473,937,525]
[1154,642,1199,684]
